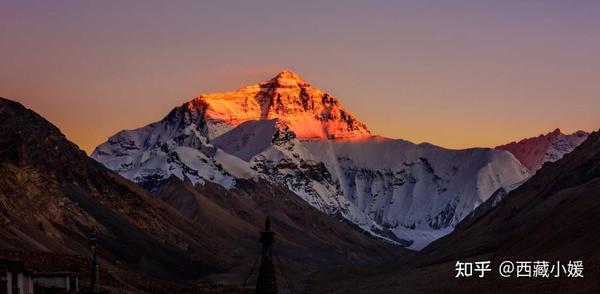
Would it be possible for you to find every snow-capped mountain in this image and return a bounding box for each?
[211,119,531,248]
[302,138,530,249]
[93,70,531,249]
[211,119,349,215]
[185,70,370,140]
[496,128,589,171]
[0,97,401,290]
[92,101,256,191]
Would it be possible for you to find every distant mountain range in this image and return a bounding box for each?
[92,70,588,249]
[1,69,596,292]
[496,128,589,171]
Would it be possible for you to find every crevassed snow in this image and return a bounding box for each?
[91,70,537,249]
[300,137,531,248]
[92,107,238,190]
[93,113,531,249]
[223,127,531,248]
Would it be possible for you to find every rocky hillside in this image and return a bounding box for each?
[152,176,406,286]
[303,137,530,249]
[426,130,600,264]
[0,97,225,284]
[309,131,600,293]
[0,97,401,291]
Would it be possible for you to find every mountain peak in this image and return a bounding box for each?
[266,69,307,87]
[182,70,371,140]
[274,69,303,80]
[549,128,562,136]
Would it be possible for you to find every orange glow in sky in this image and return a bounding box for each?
[1,1,598,154]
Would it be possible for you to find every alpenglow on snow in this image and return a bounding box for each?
[93,70,532,249]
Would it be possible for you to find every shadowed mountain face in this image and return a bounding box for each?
[153,176,406,286]
[0,97,402,291]
[426,130,600,260]
[308,131,600,293]
[92,71,531,249]
[0,97,225,282]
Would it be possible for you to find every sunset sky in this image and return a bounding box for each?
[1,1,599,154]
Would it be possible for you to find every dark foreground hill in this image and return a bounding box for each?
[153,176,407,288]
[0,97,402,292]
[308,130,600,293]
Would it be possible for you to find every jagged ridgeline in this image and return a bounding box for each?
[0,97,222,285]
[0,97,400,291]
[93,71,533,249]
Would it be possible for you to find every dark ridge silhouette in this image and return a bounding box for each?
[308,130,600,293]
[0,97,404,291]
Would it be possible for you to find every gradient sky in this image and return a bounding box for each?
[1,1,599,154]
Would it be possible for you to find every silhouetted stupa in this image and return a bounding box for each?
[256,217,278,294]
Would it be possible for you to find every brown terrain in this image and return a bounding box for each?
[2,95,598,293]
[153,177,408,289]
[307,130,600,293]
[0,97,403,292]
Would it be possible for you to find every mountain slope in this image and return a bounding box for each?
[421,130,600,292]
[93,70,531,249]
[496,128,589,171]
[152,176,405,286]
[302,137,530,249]
[0,97,402,290]
[92,70,370,189]
[310,131,600,293]
[194,70,371,140]
[426,129,600,261]
[92,100,243,191]
[0,97,226,284]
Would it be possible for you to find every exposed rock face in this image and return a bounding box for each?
[496,128,589,171]
[308,131,600,293]
[189,70,371,140]
[0,97,224,283]
[302,138,531,249]
[93,70,532,249]
[92,102,241,191]
[421,130,600,292]
[431,130,600,256]
[93,70,371,190]
[0,97,402,290]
